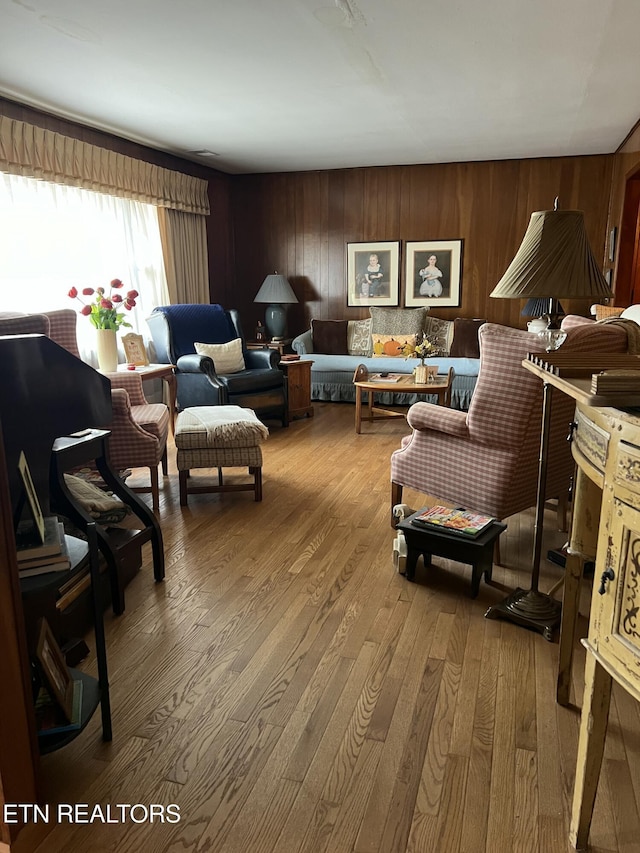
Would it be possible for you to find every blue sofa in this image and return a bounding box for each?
[291,329,479,410]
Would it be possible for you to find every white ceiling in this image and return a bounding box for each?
[1,0,640,175]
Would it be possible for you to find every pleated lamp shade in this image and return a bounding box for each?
[521,297,564,318]
[490,209,612,303]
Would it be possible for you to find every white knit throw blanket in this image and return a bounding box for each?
[187,406,269,443]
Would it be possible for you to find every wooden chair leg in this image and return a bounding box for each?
[161,445,168,476]
[150,466,159,512]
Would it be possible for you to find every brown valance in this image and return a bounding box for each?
[0,116,210,215]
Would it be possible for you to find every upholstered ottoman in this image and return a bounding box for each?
[175,406,269,505]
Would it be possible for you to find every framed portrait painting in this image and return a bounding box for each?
[404,240,463,308]
[347,241,400,307]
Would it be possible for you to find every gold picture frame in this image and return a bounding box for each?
[36,618,74,721]
[121,332,149,366]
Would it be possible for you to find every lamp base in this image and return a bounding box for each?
[485,588,562,641]
[264,304,286,340]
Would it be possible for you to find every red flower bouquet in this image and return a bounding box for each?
[68,279,138,331]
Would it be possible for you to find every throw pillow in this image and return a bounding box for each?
[448,319,486,358]
[311,319,348,355]
[369,307,428,358]
[347,318,372,356]
[369,306,428,337]
[194,338,246,373]
[423,316,454,356]
[371,333,416,357]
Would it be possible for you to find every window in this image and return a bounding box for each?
[0,172,169,360]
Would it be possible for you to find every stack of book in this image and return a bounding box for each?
[15,516,71,577]
[590,369,640,394]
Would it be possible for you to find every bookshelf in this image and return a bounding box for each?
[21,523,112,754]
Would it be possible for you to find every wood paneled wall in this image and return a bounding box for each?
[230,156,614,336]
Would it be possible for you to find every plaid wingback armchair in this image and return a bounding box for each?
[0,309,169,510]
[390,319,628,530]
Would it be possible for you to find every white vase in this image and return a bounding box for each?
[96,328,118,372]
[414,363,428,384]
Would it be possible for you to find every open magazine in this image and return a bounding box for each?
[410,505,496,538]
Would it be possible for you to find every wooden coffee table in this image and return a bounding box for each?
[353,368,454,433]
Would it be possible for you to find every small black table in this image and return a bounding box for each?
[397,509,507,598]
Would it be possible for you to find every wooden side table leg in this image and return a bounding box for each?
[355,387,363,434]
[570,652,612,850]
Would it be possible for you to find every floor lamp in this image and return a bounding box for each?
[485,202,613,638]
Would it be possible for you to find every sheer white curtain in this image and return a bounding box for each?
[0,172,169,362]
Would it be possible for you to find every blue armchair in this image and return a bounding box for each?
[147,304,288,425]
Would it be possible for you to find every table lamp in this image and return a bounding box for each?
[254,273,298,341]
[485,202,613,638]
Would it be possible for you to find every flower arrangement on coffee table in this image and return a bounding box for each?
[405,333,433,365]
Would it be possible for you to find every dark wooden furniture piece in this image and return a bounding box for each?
[280,359,314,419]
[0,334,165,617]
[50,429,164,615]
[23,523,112,754]
[398,508,507,598]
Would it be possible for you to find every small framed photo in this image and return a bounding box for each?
[36,619,74,721]
[404,240,463,308]
[347,241,400,307]
[122,333,149,366]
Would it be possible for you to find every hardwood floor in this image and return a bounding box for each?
[34,403,640,853]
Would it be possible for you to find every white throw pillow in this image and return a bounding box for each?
[194,338,246,374]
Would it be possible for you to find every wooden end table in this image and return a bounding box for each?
[280,359,314,419]
[353,368,453,434]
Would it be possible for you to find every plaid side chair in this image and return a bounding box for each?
[390,320,628,555]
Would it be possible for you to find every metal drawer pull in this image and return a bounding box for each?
[598,567,615,595]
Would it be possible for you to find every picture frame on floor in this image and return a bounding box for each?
[346,241,400,307]
[404,239,463,308]
[35,618,75,721]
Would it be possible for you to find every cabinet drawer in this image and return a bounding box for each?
[574,407,609,476]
